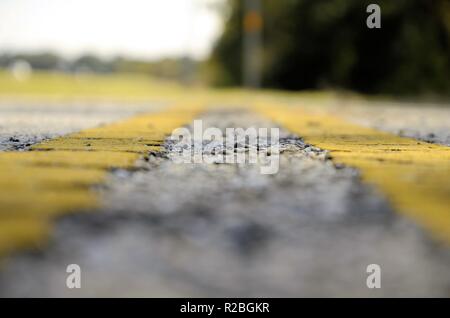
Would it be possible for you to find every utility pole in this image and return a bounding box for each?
[243,0,263,88]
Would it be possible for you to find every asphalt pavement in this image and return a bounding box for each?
[0,100,449,297]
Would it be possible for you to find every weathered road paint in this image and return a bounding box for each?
[0,104,203,258]
[256,103,450,244]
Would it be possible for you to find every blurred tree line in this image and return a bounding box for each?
[0,52,198,82]
[209,0,450,95]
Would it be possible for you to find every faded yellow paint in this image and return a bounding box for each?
[256,103,450,244]
[0,103,204,258]
[0,217,50,258]
[0,151,139,169]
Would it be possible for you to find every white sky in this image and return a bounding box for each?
[0,0,225,60]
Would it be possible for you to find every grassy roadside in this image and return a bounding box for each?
[0,70,194,103]
[1,69,446,109]
[0,69,339,105]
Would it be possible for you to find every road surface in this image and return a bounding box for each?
[0,97,449,297]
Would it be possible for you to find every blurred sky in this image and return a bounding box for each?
[0,0,224,60]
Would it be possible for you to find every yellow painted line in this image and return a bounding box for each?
[0,103,204,258]
[255,103,450,244]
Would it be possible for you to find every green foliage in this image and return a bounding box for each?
[0,52,62,70]
[0,53,199,82]
[210,0,450,95]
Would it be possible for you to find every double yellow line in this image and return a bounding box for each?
[0,103,203,257]
[1,99,449,260]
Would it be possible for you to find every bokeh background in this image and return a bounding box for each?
[0,0,449,98]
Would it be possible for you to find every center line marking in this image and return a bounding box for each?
[256,102,450,244]
[0,103,204,258]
